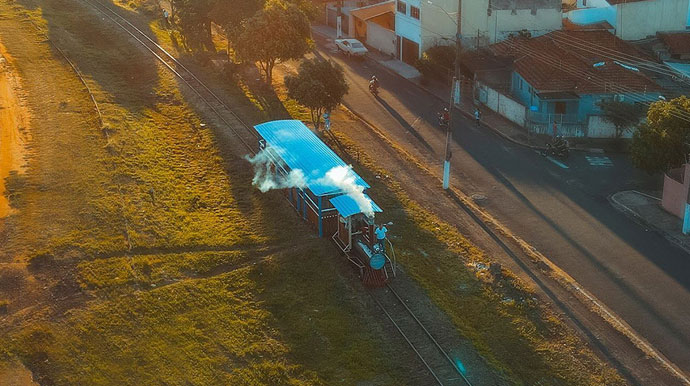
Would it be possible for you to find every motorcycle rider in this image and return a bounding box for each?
[438,107,450,127]
[369,75,379,94]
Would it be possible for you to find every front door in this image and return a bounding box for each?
[554,101,566,115]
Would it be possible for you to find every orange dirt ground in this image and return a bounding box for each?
[0,40,29,218]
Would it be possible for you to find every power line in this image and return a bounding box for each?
[548,31,690,85]
[495,38,690,122]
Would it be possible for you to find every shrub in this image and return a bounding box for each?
[415,45,456,79]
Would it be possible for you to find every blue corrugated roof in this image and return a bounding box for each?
[329,194,382,218]
[255,120,370,196]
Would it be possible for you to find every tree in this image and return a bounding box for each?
[630,96,690,173]
[214,0,264,31]
[597,99,646,139]
[171,0,216,51]
[230,0,312,84]
[285,58,348,129]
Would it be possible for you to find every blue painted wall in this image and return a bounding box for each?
[510,70,660,123]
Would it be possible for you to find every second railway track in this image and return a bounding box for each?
[83,0,258,155]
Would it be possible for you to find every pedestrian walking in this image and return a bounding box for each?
[552,121,558,137]
[474,108,481,127]
[323,111,331,131]
[162,9,170,26]
[374,223,388,252]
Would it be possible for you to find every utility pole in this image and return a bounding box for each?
[336,0,344,38]
[443,0,462,190]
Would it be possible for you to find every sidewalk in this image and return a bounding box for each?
[609,191,690,255]
[311,24,544,149]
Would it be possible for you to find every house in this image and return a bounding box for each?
[350,1,397,56]
[393,0,562,65]
[325,0,384,37]
[658,32,690,60]
[394,0,457,65]
[461,0,562,47]
[609,0,689,40]
[564,0,690,40]
[484,30,662,137]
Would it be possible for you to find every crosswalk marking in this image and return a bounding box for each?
[586,155,613,167]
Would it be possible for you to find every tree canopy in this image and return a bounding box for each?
[230,0,312,84]
[170,0,216,51]
[630,96,690,173]
[285,58,348,129]
[597,99,646,139]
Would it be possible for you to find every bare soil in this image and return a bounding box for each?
[0,360,38,386]
[0,40,29,218]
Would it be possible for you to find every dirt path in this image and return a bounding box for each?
[0,41,29,218]
[0,361,38,386]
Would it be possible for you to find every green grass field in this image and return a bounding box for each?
[0,1,405,384]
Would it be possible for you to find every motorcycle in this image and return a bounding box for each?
[545,136,569,158]
[437,112,449,128]
[369,80,379,96]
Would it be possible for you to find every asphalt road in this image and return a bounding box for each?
[313,34,690,378]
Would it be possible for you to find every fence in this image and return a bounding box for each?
[476,82,526,127]
[526,111,586,138]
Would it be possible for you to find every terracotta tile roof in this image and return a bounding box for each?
[563,18,614,31]
[659,32,690,56]
[490,30,660,94]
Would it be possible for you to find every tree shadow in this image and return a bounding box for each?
[17,0,160,112]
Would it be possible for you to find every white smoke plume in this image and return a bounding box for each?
[317,165,375,218]
[246,150,375,217]
[245,148,307,193]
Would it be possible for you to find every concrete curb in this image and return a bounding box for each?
[608,191,690,256]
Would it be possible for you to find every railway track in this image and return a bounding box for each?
[82,0,258,156]
[84,3,474,384]
[374,284,473,386]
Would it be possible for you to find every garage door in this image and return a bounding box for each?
[401,37,419,66]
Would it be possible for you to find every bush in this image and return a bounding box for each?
[415,45,455,79]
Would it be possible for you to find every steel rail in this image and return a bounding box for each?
[386,284,473,386]
[372,296,445,386]
[83,0,257,154]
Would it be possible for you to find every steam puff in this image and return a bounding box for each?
[246,150,375,217]
[245,149,307,193]
[316,166,374,217]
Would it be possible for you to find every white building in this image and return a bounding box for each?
[395,0,458,65]
[462,0,562,47]
[610,0,689,40]
[564,0,690,40]
[393,0,562,65]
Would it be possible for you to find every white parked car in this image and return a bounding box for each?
[334,39,368,57]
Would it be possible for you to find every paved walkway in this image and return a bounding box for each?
[311,24,548,149]
[610,191,690,255]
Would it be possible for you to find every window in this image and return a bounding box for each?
[518,78,523,90]
[410,6,420,19]
[397,1,406,14]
